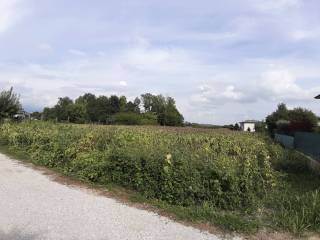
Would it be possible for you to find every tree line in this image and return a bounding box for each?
[1,87,318,131]
[37,92,184,126]
[266,103,319,136]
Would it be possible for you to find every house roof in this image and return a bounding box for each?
[240,120,259,124]
[315,94,320,99]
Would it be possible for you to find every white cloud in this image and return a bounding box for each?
[191,84,247,107]
[0,0,25,33]
[68,49,86,56]
[252,0,301,11]
[290,29,320,41]
[119,81,127,86]
[38,43,53,51]
[1,38,319,124]
[259,69,313,101]
[222,85,244,100]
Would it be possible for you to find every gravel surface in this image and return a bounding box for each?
[0,153,233,240]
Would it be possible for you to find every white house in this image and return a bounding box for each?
[239,120,258,132]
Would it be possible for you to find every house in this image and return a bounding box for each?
[239,120,258,132]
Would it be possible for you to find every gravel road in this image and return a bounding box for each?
[0,153,233,240]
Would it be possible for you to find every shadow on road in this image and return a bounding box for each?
[0,228,42,240]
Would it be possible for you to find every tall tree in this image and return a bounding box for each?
[133,97,141,113]
[0,87,21,120]
[109,95,120,114]
[266,103,289,134]
[76,93,97,122]
[96,96,109,123]
[141,93,154,112]
[119,96,127,112]
[55,97,73,121]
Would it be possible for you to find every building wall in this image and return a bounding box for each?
[241,123,255,132]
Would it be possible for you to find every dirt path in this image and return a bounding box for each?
[0,153,235,240]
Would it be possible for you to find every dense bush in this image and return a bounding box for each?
[0,121,281,209]
[112,112,158,125]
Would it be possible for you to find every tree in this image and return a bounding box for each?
[119,96,127,112]
[266,103,319,135]
[42,107,57,121]
[233,123,240,131]
[109,95,120,114]
[67,103,86,123]
[287,108,318,132]
[95,96,109,123]
[41,92,184,126]
[266,103,289,135]
[133,97,141,113]
[0,87,21,120]
[55,97,73,121]
[141,93,154,112]
[31,111,42,120]
[124,101,136,112]
[255,121,267,133]
[164,99,184,126]
[141,94,184,126]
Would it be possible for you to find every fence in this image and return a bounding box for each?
[275,132,320,161]
[294,132,320,161]
[275,134,294,149]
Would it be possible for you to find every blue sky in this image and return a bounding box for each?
[0,0,319,124]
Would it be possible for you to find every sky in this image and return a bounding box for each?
[0,0,319,124]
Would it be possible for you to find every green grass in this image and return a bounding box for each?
[269,171,320,235]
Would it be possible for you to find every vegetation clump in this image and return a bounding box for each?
[42,93,184,126]
[0,121,319,235]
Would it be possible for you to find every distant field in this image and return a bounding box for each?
[0,121,319,236]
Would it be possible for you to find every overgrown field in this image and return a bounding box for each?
[0,121,319,235]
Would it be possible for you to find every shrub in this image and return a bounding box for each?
[113,112,143,125]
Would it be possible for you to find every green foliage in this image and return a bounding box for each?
[141,93,184,126]
[254,122,267,133]
[272,190,320,234]
[30,111,42,120]
[266,103,319,135]
[112,112,142,125]
[3,122,320,235]
[288,107,319,132]
[0,121,278,210]
[40,92,183,126]
[272,150,311,173]
[0,87,21,120]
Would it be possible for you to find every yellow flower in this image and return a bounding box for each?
[165,154,172,165]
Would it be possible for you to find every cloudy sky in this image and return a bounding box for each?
[0,0,319,124]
